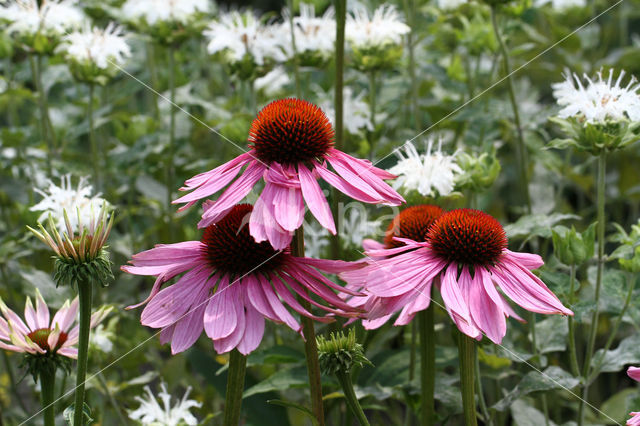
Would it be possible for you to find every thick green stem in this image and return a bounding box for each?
[419,307,435,426]
[73,281,93,426]
[578,151,607,425]
[293,228,325,425]
[402,0,419,130]
[40,366,56,426]
[567,264,580,377]
[336,371,370,426]
[287,0,302,98]
[368,71,377,160]
[223,349,247,426]
[30,55,53,176]
[331,0,346,261]
[88,84,101,190]
[404,321,417,426]
[166,45,176,241]
[490,6,531,213]
[458,332,478,426]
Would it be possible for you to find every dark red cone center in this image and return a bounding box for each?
[27,328,68,352]
[385,205,444,248]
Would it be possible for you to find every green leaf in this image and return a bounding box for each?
[592,334,640,374]
[243,366,309,398]
[510,399,558,426]
[534,316,568,354]
[493,367,580,411]
[267,399,317,425]
[216,345,305,375]
[504,213,579,246]
[600,388,637,425]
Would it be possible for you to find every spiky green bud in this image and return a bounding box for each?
[317,329,372,375]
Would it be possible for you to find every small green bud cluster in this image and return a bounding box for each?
[551,223,596,265]
[611,220,640,273]
[455,151,501,193]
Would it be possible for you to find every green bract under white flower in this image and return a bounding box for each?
[30,175,108,234]
[388,139,462,198]
[346,4,409,50]
[0,0,83,38]
[129,383,201,426]
[121,0,210,26]
[60,23,131,70]
[552,69,640,124]
[204,11,285,67]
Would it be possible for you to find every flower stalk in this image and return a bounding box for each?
[458,332,478,426]
[419,307,435,426]
[567,264,580,377]
[73,279,92,426]
[40,365,57,426]
[293,227,325,426]
[166,44,176,240]
[88,83,100,190]
[223,349,247,426]
[336,370,369,426]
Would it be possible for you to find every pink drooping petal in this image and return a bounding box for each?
[363,241,424,258]
[326,155,386,201]
[298,163,336,234]
[1,305,30,336]
[291,262,361,296]
[284,266,356,312]
[439,263,472,323]
[180,151,253,190]
[628,366,640,382]
[468,269,506,344]
[364,252,445,297]
[0,340,23,352]
[296,257,364,275]
[159,324,175,345]
[198,161,265,228]
[170,295,206,354]
[362,314,393,330]
[141,265,213,328]
[253,274,301,332]
[126,241,205,266]
[249,180,293,250]
[56,347,78,359]
[0,317,10,340]
[270,274,333,323]
[174,154,252,208]
[34,291,50,329]
[24,298,37,331]
[394,283,433,326]
[47,326,61,351]
[204,275,238,340]
[237,302,265,355]
[271,176,305,232]
[213,285,246,354]
[52,298,79,333]
[314,162,382,204]
[503,250,544,270]
[279,272,349,315]
[362,239,385,251]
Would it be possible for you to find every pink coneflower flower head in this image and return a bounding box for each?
[173,98,404,250]
[0,289,111,360]
[341,208,573,343]
[628,366,640,425]
[347,204,444,328]
[122,203,362,356]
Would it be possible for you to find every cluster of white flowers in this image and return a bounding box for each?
[436,0,468,10]
[60,23,131,69]
[553,69,640,124]
[534,0,587,10]
[0,0,84,37]
[204,11,286,66]
[129,383,201,426]
[280,3,335,59]
[388,139,462,198]
[121,0,210,26]
[254,67,291,95]
[320,87,373,135]
[346,4,409,49]
[30,175,108,233]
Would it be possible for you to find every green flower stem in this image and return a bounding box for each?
[587,272,635,384]
[293,228,325,426]
[402,0,419,130]
[578,151,607,425]
[223,349,247,426]
[490,6,531,214]
[567,264,580,377]
[458,332,478,426]
[419,307,435,426]
[29,54,53,176]
[475,351,493,426]
[368,71,378,160]
[330,0,346,260]
[403,321,418,426]
[146,42,160,118]
[336,371,370,426]
[166,45,176,241]
[73,280,93,426]
[88,83,101,191]
[40,366,56,426]
[287,0,301,99]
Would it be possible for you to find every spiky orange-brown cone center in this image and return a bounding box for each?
[384,205,444,248]
[249,98,334,165]
[427,209,507,266]
[201,204,284,275]
[27,328,68,352]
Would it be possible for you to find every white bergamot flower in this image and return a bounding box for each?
[534,0,586,10]
[280,3,335,63]
[129,383,201,426]
[552,69,640,124]
[436,0,468,10]
[320,87,373,135]
[346,4,409,49]
[30,175,108,234]
[121,0,210,26]
[0,0,83,38]
[60,23,131,69]
[388,139,462,198]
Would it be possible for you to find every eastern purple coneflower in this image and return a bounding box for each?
[341,208,573,343]
[122,203,361,355]
[173,98,404,250]
[0,290,110,359]
[628,367,640,425]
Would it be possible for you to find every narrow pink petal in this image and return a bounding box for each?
[1,305,30,335]
[236,302,265,355]
[52,297,79,332]
[212,286,246,354]
[394,282,434,326]
[34,291,50,329]
[503,250,544,270]
[198,161,265,228]
[270,275,333,323]
[0,317,10,340]
[628,366,640,382]
[180,152,253,190]
[204,275,238,340]
[272,184,304,233]
[362,239,385,251]
[173,159,247,206]
[297,257,364,274]
[439,263,471,322]
[47,326,61,351]
[284,266,356,312]
[290,262,361,296]
[126,241,204,265]
[468,269,506,344]
[246,276,280,323]
[56,347,78,359]
[159,324,175,345]
[362,314,393,330]
[171,299,206,354]
[298,163,336,234]
[0,341,24,352]
[254,274,301,332]
[314,163,381,203]
[325,155,385,200]
[23,298,37,331]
